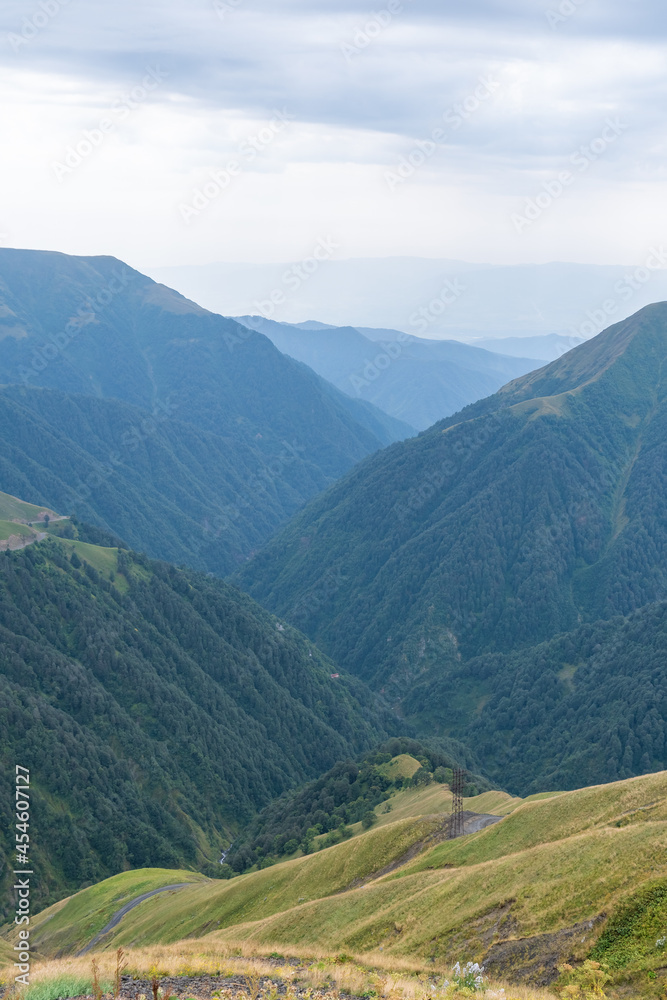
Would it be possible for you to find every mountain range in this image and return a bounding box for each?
[0,249,410,571]
[238,302,667,792]
[236,315,538,431]
[151,256,667,342]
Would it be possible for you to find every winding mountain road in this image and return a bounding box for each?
[76,883,196,955]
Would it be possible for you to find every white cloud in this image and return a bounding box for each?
[2,0,667,269]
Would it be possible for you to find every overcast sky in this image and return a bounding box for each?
[1,0,666,269]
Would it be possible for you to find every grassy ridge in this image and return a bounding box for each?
[0,519,38,542]
[23,818,440,956]
[0,490,58,522]
[403,770,667,874]
[12,770,667,994]
[27,870,206,958]
[210,820,666,961]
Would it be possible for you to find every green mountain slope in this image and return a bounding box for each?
[0,384,342,574]
[0,248,410,562]
[16,771,667,997]
[0,529,385,922]
[238,304,667,789]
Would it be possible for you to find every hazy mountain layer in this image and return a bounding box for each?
[0,249,409,541]
[237,316,537,431]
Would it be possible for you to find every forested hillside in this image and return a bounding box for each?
[239,304,667,790]
[0,529,385,921]
[0,249,410,567]
[225,737,489,873]
[0,385,337,574]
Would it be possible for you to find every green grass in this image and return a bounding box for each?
[209,818,667,967]
[52,538,121,577]
[25,819,439,956]
[0,490,59,522]
[0,519,38,542]
[13,770,667,995]
[0,937,13,972]
[25,869,206,957]
[375,755,422,782]
[22,973,113,1000]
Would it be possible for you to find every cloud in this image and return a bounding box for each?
[2,0,667,268]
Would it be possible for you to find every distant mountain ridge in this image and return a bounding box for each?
[236,315,538,431]
[151,256,667,341]
[0,249,410,569]
[238,302,667,790]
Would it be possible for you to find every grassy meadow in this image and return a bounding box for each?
[3,765,667,999]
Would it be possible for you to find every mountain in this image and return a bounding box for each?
[21,770,667,996]
[224,737,490,875]
[236,316,538,431]
[0,383,399,575]
[238,303,667,790]
[0,522,385,921]
[467,332,585,360]
[150,256,667,341]
[0,249,410,563]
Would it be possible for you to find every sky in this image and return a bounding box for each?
[1,0,667,270]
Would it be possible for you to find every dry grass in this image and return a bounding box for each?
[0,941,559,1000]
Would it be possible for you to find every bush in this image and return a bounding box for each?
[411,767,433,787]
[361,811,377,829]
[558,960,610,998]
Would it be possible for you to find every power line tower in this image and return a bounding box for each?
[449,768,465,839]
